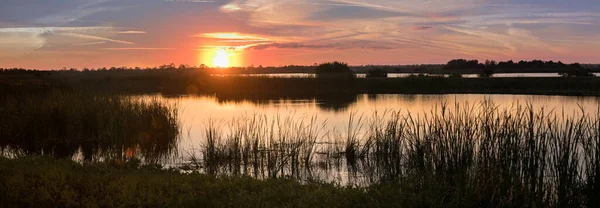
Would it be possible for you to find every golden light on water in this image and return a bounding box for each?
[212,49,230,67]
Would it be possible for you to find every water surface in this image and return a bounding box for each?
[211,73,600,78]
[165,94,600,159]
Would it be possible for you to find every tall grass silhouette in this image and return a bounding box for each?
[0,90,180,162]
[193,102,600,206]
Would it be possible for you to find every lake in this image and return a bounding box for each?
[131,93,597,184]
[211,73,600,78]
[144,94,595,156]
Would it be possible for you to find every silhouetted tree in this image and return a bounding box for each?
[559,63,595,77]
[315,61,355,78]
[444,59,484,70]
[316,61,351,73]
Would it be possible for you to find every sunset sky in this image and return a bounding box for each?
[1,0,599,69]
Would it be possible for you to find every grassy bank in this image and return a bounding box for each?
[0,90,180,162]
[0,156,420,208]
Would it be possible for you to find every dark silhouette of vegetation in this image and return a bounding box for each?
[3,101,600,207]
[194,102,600,206]
[315,62,355,78]
[559,63,596,77]
[444,59,495,77]
[441,59,599,77]
[3,70,600,100]
[444,59,484,70]
[365,69,387,78]
[0,90,180,162]
[0,156,372,207]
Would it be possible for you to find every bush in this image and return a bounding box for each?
[559,64,595,77]
[315,62,355,78]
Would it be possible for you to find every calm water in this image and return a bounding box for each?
[211,73,600,78]
[156,94,600,162]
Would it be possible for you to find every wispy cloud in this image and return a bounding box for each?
[72,41,106,46]
[59,33,135,45]
[165,0,215,2]
[116,31,147,34]
[0,26,128,57]
[246,42,393,50]
[413,26,433,31]
[198,32,273,42]
[101,48,174,50]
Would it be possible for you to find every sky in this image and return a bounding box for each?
[0,0,599,69]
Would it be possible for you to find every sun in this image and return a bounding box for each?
[213,49,230,68]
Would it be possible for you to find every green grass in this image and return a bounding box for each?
[0,156,415,208]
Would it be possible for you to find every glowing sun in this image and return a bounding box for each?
[213,49,230,67]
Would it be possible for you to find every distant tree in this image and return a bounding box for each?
[444,59,484,70]
[484,59,497,69]
[160,63,176,70]
[316,61,351,73]
[559,63,595,77]
[315,61,355,78]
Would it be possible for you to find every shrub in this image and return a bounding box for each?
[315,62,355,78]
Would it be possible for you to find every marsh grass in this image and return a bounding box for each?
[195,102,600,206]
[0,90,180,163]
[201,114,327,180]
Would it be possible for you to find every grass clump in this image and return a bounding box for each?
[0,90,180,162]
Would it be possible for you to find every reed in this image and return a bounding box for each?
[0,90,180,163]
[193,101,600,206]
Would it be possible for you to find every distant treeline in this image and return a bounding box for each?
[1,59,598,75]
[445,59,586,70]
[443,59,596,77]
[0,64,316,74]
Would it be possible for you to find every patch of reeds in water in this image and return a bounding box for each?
[0,90,180,163]
[195,101,600,207]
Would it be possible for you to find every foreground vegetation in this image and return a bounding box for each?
[3,101,600,207]
[0,156,363,207]
[195,102,600,207]
[0,90,180,162]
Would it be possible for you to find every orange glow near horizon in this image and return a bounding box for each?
[213,49,230,67]
[201,48,244,68]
